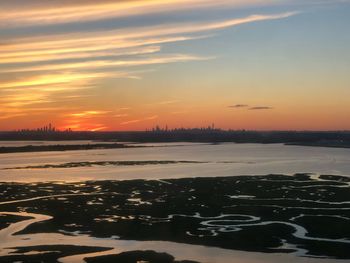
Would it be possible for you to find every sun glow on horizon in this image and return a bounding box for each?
[1,0,350,131]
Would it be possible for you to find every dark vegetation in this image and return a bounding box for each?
[0,214,32,230]
[0,143,130,154]
[1,174,349,261]
[86,250,199,263]
[0,245,110,263]
[4,160,206,170]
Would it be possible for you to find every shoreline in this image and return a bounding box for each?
[0,141,349,155]
[0,143,135,154]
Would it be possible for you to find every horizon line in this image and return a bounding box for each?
[1,129,350,133]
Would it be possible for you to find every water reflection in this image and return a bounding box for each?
[0,143,349,182]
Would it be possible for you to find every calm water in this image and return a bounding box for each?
[1,141,349,263]
[0,142,349,182]
[0,140,117,147]
[1,211,347,263]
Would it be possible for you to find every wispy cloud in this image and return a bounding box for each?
[229,104,274,110]
[153,100,181,105]
[229,104,249,108]
[249,106,274,110]
[68,111,110,118]
[0,12,297,54]
[0,72,113,89]
[0,0,298,125]
[116,107,131,111]
[161,100,180,105]
[0,0,278,28]
[0,36,198,59]
[0,12,297,60]
[0,46,161,64]
[0,113,28,120]
[120,115,159,125]
[90,126,108,132]
[61,110,111,131]
[60,122,108,131]
[145,115,159,120]
[114,114,129,118]
[0,92,52,105]
[120,119,141,125]
[4,54,210,73]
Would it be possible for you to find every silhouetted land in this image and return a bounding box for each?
[4,160,206,169]
[0,174,349,261]
[0,143,131,154]
[286,140,350,148]
[1,130,350,148]
[85,250,199,263]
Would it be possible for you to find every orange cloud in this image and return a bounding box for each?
[0,0,302,129]
[0,46,161,64]
[120,115,158,125]
[0,0,274,28]
[4,54,210,73]
[114,114,129,118]
[68,111,110,118]
[0,72,112,89]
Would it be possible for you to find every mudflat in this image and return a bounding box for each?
[0,174,349,262]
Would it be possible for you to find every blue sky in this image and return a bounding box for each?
[0,0,349,130]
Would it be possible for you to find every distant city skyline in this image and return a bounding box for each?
[1,0,350,131]
[12,122,219,132]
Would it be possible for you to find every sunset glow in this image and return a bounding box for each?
[1,0,349,131]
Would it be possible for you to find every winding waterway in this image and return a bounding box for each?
[0,211,347,263]
[1,142,350,262]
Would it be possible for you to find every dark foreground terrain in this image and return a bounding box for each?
[0,174,350,262]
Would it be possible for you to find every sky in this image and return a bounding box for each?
[0,0,350,131]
